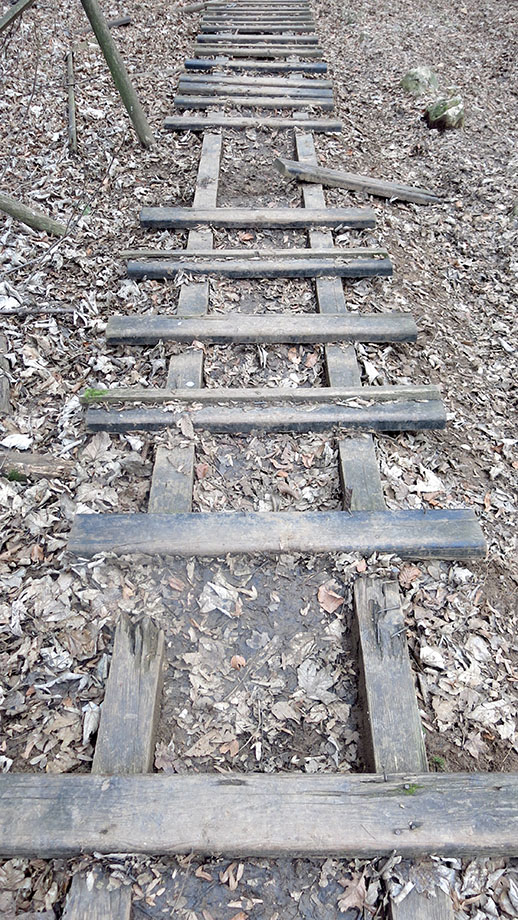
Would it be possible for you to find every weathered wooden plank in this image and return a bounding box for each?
[354,579,455,920]
[338,437,385,511]
[275,157,442,204]
[84,400,446,434]
[177,73,332,88]
[82,383,440,406]
[197,33,318,42]
[128,256,390,279]
[105,313,418,346]
[183,59,328,73]
[63,867,131,920]
[177,80,333,98]
[0,449,74,480]
[194,46,324,58]
[93,614,165,774]
[0,0,35,34]
[200,22,316,32]
[140,206,374,229]
[165,114,339,130]
[174,93,334,109]
[149,446,195,513]
[324,343,361,386]
[68,508,485,559]
[4,772,513,859]
[167,351,204,387]
[122,246,387,260]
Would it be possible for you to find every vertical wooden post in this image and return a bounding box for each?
[78,0,154,148]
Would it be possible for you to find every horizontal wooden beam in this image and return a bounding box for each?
[127,256,390,279]
[0,771,510,858]
[81,383,440,406]
[84,400,446,433]
[69,509,485,559]
[183,59,328,73]
[193,46,323,57]
[121,246,386,260]
[197,33,318,42]
[200,23,316,31]
[174,93,334,110]
[140,205,374,229]
[177,80,333,97]
[105,312,417,345]
[275,157,442,205]
[177,73,332,88]
[164,113,339,130]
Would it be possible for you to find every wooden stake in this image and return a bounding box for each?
[66,50,77,155]
[0,192,67,237]
[78,0,153,148]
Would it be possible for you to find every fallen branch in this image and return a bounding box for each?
[0,449,74,480]
[81,14,132,33]
[182,2,209,12]
[0,0,35,34]
[79,0,153,148]
[0,303,76,315]
[66,50,77,154]
[0,192,67,237]
[274,157,442,205]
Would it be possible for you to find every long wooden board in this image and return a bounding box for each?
[174,93,334,109]
[200,23,316,31]
[197,33,319,42]
[193,46,324,57]
[177,81,333,98]
[68,508,485,559]
[122,246,386,260]
[165,114,340,130]
[275,157,442,205]
[127,256,391,278]
[177,73,333,88]
[183,59,328,73]
[140,205,374,229]
[105,313,418,345]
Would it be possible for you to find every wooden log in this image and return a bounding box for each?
[127,256,391,279]
[174,92,334,110]
[0,449,74,480]
[81,14,132,34]
[122,246,386,260]
[201,22,316,31]
[193,46,324,58]
[183,59,327,73]
[105,312,417,346]
[196,33,319,42]
[85,400,446,434]
[182,0,209,11]
[177,80,333,98]
[78,0,153,148]
[81,382,440,406]
[165,114,340,130]
[0,192,67,237]
[274,157,443,204]
[3,772,514,859]
[354,578,454,920]
[140,205,374,229]
[177,73,333,88]
[0,0,34,34]
[66,50,77,155]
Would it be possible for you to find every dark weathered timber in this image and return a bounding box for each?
[174,93,334,110]
[165,114,339,130]
[3,771,513,857]
[177,73,333,88]
[127,256,391,279]
[93,615,165,774]
[68,508,485,559]
[0,449,73,480]
[105,313,418,346]
[177,80,333,98]
[149,446,195,513]
[122,246,387,260]
[140,206,374,229]
[183,59,328,73]
[274,157,442,204]
[82,383,440,406]
[194,45,324,57]
[63,867,131,920]
[338,437,385,511]
[197,33,319,43]
[200,22,316,32]
[84,400,446,434]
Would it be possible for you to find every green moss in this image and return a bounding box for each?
[401,782,424,796]
[7,469,27,482]
[82,387,109,403]
[431,754,446,771]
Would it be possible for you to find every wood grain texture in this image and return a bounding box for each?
[183,59,327,73]
[177,80,333,97]
[63,866,131,920]
[391,887,454,920]
[128,256,390,278]
[1,772,515,858]
[196,33,319,42]
[92,614,165,774]
[178,73,332,88]
[200,23,316,32]
[105,313,418,346]
[174,93,334,110]
[193,45,323,57]
[122,246,387,260]
[149,446,195,513]
[140,205,372,229]
[338,437,385,511]
[68,508,485,559]
[165,115,339,132]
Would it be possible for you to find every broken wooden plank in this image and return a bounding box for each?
[140,205,374,229]
[174,92,334,109]
[127,256,391,279]
[183,59,328,73]
[0,449,74,480]
[338,437,385,511]
[275,157,443,204]
[85,400,446,434]
[105,313,418,346]
[81,383,440,406]
[165,114,340,130]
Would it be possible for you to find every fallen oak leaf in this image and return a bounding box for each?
[317,581,344,614]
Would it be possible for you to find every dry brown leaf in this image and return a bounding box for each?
[230,654,246,670]
[317,582,344,614]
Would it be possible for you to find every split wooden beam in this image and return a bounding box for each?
[200,23,316,32]
[275,157,442,204]
[66,50,77,155]
[140,205,374,229]
[196,33,319,42]
[0,335,11,417]
[105,312,418,346]
[164,114,340,130]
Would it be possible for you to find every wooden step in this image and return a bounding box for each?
[140,205,373,229]
[127,255,391,279]
[164,113,339,130]
[85,399,446,434]
[201,23,316,31]
[197,33,319,42]
[184,59,328,72]
[105,312,417,345]
[193,45,324,57]
[177,72,333,88]
[122,246,386,260]
[177,79,333,97]
[68,508,485,558]
[174,93,334,110]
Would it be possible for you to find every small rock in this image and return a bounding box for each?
[420,645,446,669]
[401,66,439,95]
[425,95,465,130]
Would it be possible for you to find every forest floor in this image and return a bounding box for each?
[0,0,517,916]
